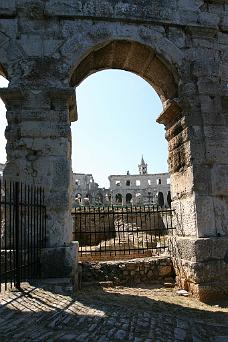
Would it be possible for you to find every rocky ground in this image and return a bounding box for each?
[0,282,228,341]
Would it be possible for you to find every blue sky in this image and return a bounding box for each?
[0,71,168,187]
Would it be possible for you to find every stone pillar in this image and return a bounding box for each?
[0,86,79,283]
[157,100,228,301]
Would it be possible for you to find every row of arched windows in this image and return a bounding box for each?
[116,178,170,187]
[115,191,171,207]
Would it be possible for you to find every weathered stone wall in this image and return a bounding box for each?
[0,0,228,299]
[80,257,174,286]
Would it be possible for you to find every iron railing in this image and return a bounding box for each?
[72,205,175,260]
[0,180,46,292]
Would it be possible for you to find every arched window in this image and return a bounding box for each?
[115,193,122,204]
[75,193,82,203]
[126,180,130,186]
[157,192,164,208]
[157,178,161,185]
[126,193,132,204]
[167,191,171,208]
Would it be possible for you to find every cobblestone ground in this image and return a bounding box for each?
[0,283,228,341]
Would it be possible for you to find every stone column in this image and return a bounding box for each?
[157,99,228,301]
[0,86,79,282]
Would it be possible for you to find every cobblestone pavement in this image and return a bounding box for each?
[0,283,228,341]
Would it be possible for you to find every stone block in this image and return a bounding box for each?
[46,0,178,22]
[211,164,228,196]
[204,126,228,164]
[159,265,172,277]
[171,194,197,236]
[213,197,228,236]
[0,19,17,39]
[171,236,228,262]
[195,195,217,237]
[168,140,192,173]
[52,158,71,189]
[20,34,43,57]
[0,0,16,15]
[170,167,194,198]
[221,15,228,32]
[191,165,212,195]
[46,210,73,246]
[40,242,79,280]
[189,281,228,302]
[168,27,186,49]
[197,12,220,27]
[218,32,228,46]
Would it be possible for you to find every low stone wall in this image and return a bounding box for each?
[80,256,175,286]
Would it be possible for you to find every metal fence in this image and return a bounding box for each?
[72,205,175,260]
[0,180,46,292]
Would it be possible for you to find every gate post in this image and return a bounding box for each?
[158,96,228,301]
[0,87,79,286]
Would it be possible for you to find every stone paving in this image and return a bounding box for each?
[0,283,228,342]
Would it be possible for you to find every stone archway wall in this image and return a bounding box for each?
[0,0,228,300]
[70,40,177,103]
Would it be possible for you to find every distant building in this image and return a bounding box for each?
[0,163,4,182]
[1,160,171,207]
[72,173,102,206]
[108,156,171,207]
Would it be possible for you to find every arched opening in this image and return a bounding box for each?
[70,39,179,266]
[70,40,180,207]
[115,193,122,204]
[70,40,178,105]
[75,193,82,205]
[0,71,9,172]
[126,193,132,205]
[167,191,172,208]
[157,192,164,208]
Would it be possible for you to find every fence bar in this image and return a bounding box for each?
[0,180,46,292]
[72,205,175,261]
[15,181,20,289]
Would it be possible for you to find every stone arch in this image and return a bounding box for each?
[0,63,8,79]
[70,40,179,104]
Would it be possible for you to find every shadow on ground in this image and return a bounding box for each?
[0,283,228,341]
